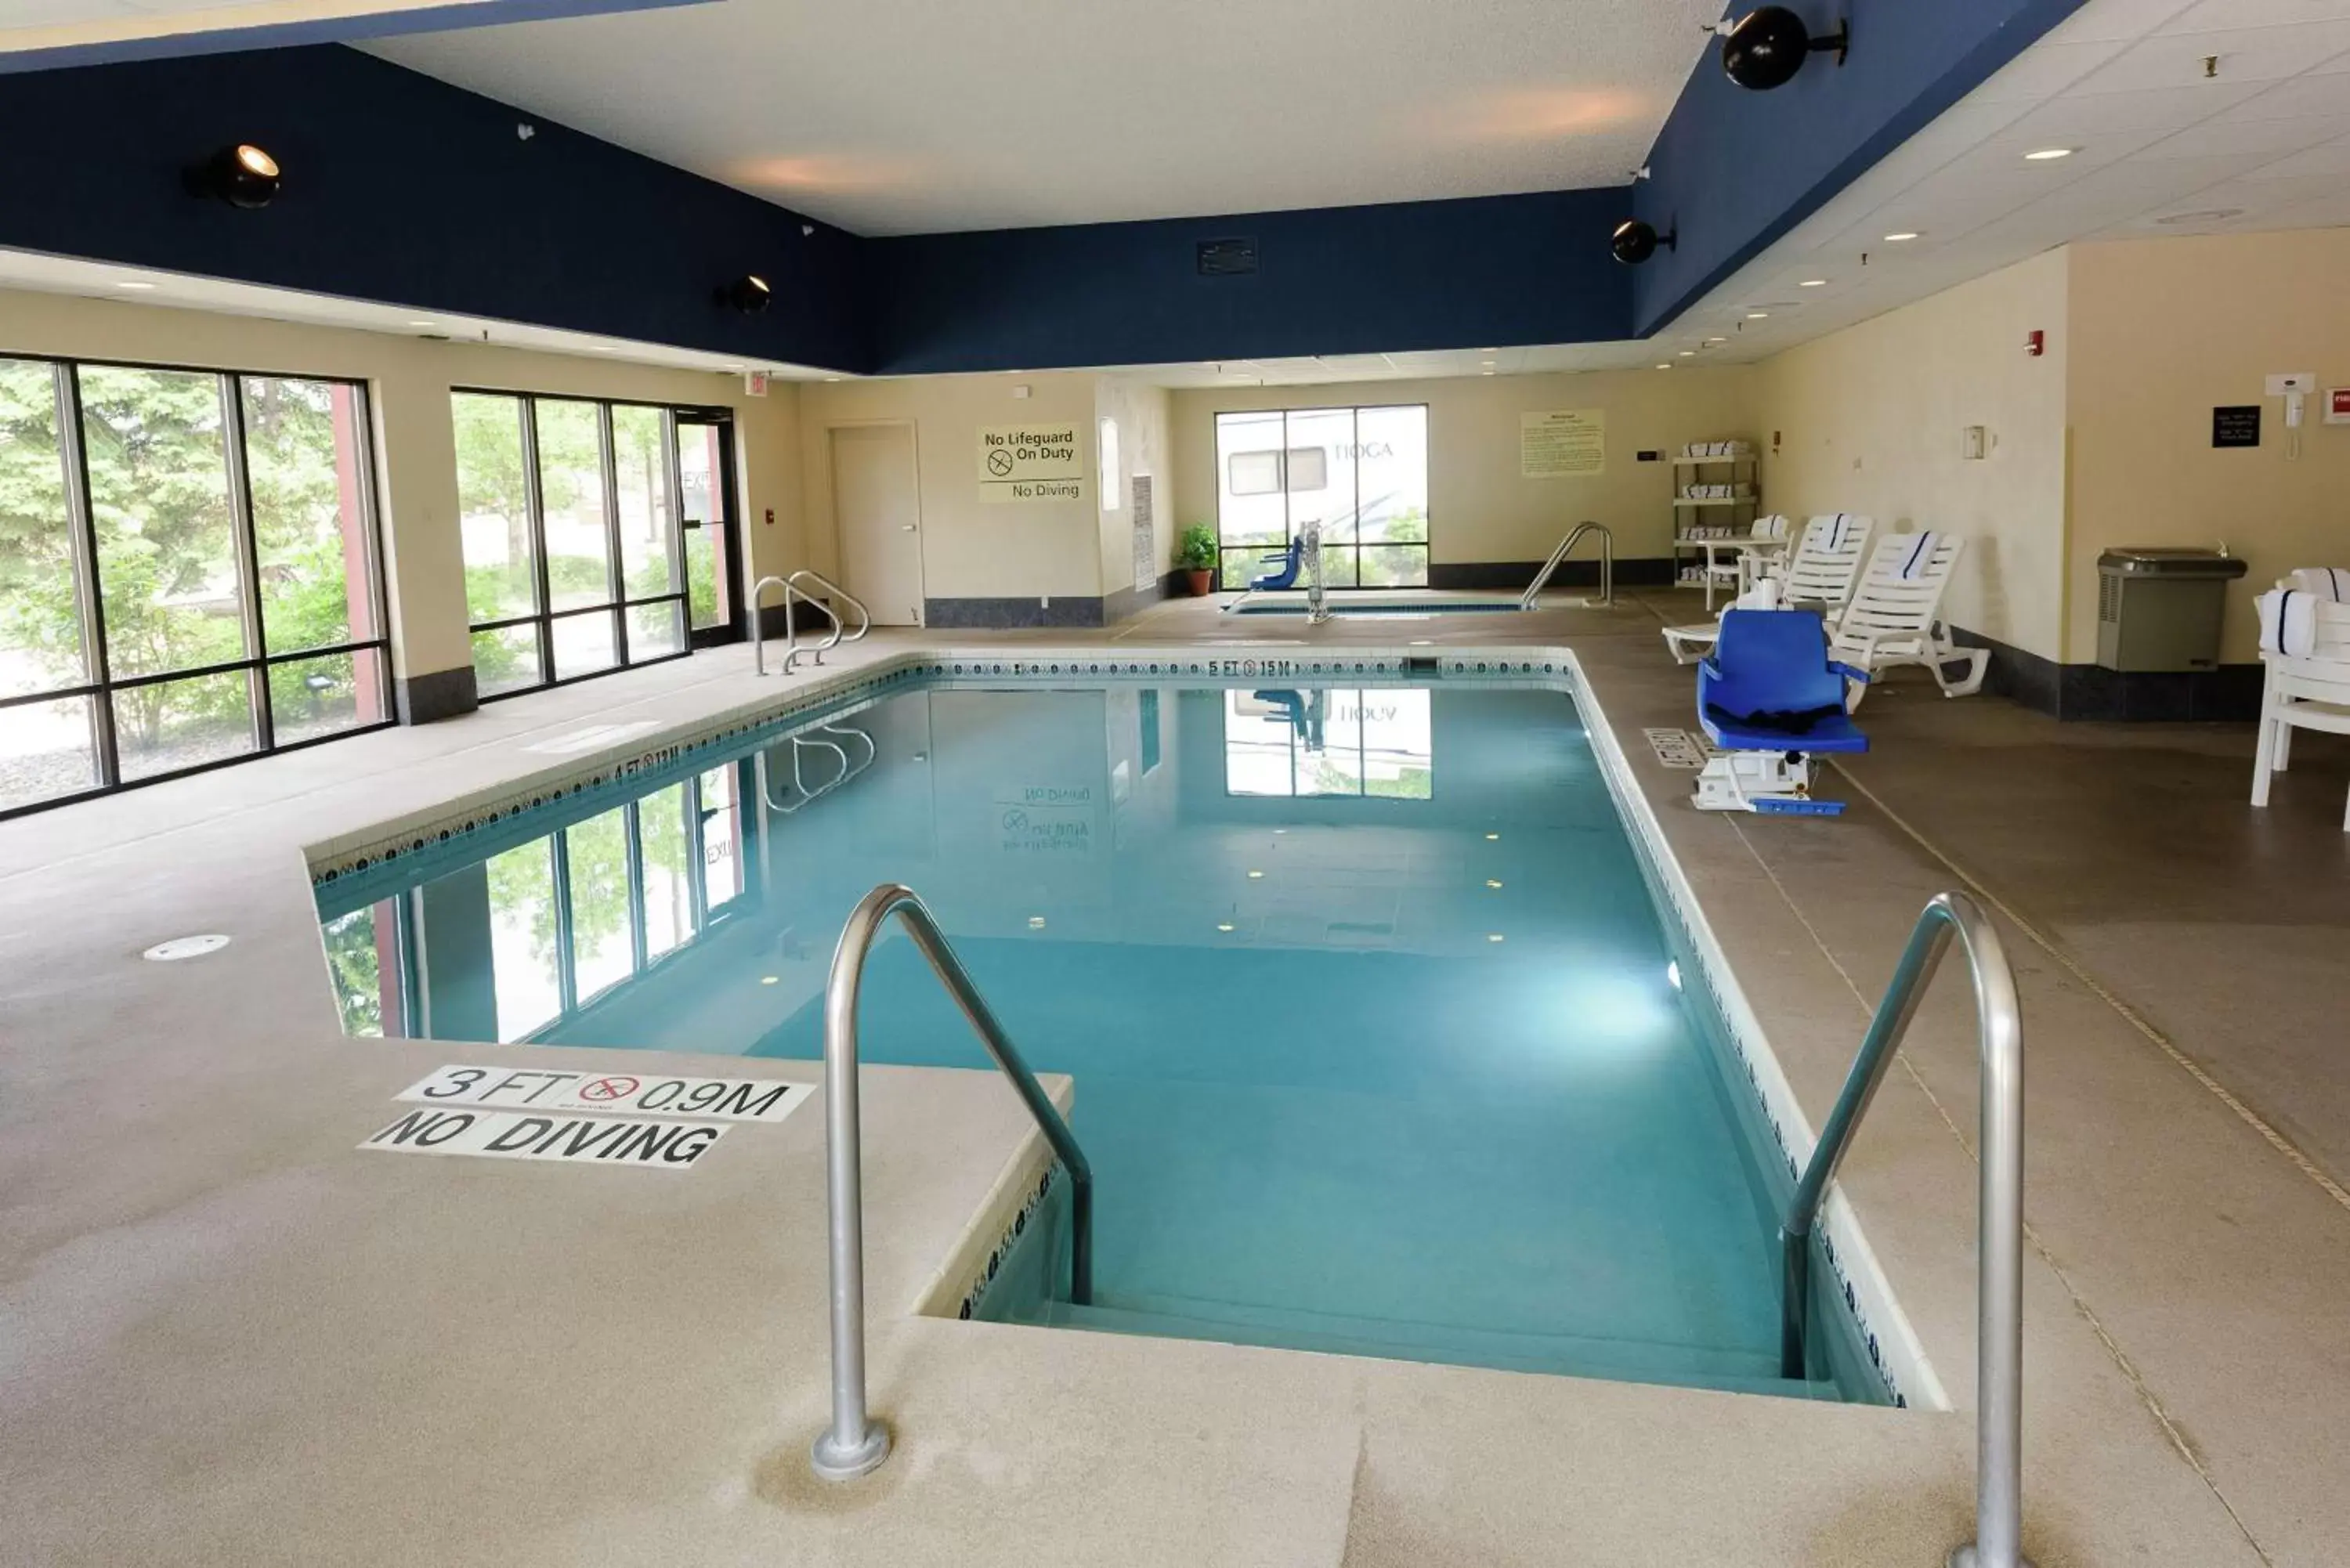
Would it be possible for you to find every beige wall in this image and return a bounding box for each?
[1754,247,2072,660]
[1094,375,1173,600]
[2066,230,2350,663]
[1169,367,1759,575]
[798,372,1104,606]
[0,288,802,688]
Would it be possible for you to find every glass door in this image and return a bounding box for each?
[676,414,744,647]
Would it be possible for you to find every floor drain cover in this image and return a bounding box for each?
[143,934,231,962]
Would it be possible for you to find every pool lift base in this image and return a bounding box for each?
[1692,749,1846,816]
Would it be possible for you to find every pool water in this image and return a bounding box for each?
[317,681,1873,1401]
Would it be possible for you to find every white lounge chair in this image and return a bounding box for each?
[1831,531,1986,708]
[1662,514,1875,665]
[2251,588,2350,830]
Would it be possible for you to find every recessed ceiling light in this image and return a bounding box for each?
[2023,147,2076,161]
[1028,916,1046,929]
[1247,869,1265,879]
[759,975,779,986]
[1481,369,1495,376]
[1484,833,1500,842]
[1679,350,1696,357]
[1480,347,1499,352]
[1747,311,1770,320]
[1706,336,1728,344]
[114,280,157,291]
[1486,879,1504,889]
[1883,232,1921,243]
[1217,922,1236,933]
[1799,279,1828,287]
[1487,934,1506,944]
[1656,363,1673,370]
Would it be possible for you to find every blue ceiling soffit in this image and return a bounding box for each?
[1631,0,2091,338]
[0,45,867,372]
[0,0,718,76]
[867,189,1636,377]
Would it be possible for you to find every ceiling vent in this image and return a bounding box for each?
[1196,237,1259,277]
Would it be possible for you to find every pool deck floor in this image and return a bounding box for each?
[3,587,2343,1566]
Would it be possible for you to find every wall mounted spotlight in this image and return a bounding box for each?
[1611,219,1676,266]
[718,273,773,314]
[1713,9,1849,92]
[184,143,282,209]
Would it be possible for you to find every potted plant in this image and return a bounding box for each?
[1177,524,1220,597]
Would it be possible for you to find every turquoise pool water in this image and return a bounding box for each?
[316,680,1874,1400]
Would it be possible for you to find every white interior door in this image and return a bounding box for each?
[830,424,924,626]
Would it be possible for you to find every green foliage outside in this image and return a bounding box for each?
[0,358,377,771]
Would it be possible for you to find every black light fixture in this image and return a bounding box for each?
[718,273,773,314]
[185,143,283,209]
[1716,8,1850,92]
[1611,219,1676,266]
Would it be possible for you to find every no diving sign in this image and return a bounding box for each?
[360,1064,815,1172]
[978,424,1085,504]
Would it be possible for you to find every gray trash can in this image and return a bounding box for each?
[2095,547,2249,673]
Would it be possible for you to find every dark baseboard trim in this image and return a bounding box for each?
[1429,558,1675,591]
[924,596,1107,630]
[1949,627,2263,722]
[395,665,478,725]
[1103,571,1177,624]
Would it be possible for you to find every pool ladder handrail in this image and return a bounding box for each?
[812,882,1095,1483]
[1778,891,2030,1568]
[1521,521,1613,609]
[751,572,870,676]
[786,569,872,646]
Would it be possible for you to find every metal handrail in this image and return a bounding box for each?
[787,569,872,645]
[1778,891,2030,1568]
[812,883,1096,1483]
[750,574,844,676]
[1520,521,1614,609]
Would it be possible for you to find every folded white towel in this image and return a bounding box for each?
[2287,567,2350,601]
[1820,513,1859,553]
[2258,588,2319,658]
[1733,575,1784,611]
[1893,531,1940,580]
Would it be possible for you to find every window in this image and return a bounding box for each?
[0,356,389,819]
[453,390,689,699]
[1223,688,1433,799]
[1213,405,1429,590]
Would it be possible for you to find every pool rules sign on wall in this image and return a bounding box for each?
[978,424,1086,503]
[1521,409,1607,479]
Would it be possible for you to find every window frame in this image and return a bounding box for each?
[453,386,697,702]
[0,351,394,822]
[1212,403,1430,591]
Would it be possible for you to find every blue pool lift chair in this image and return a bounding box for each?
[1249,537,1307,591]
[1694,609,1871,815]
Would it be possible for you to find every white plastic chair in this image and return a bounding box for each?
[2251,595,2350,831]
[1831,531,1986,708]
[1662,515,1875,665]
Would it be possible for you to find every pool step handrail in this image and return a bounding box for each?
[750,574,844,676]
[1778,891,2030,1568]
[1522,521,1614,609]
[786,569,872,645]
[812,883,1096,1483]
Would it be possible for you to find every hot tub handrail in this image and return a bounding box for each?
[811,883,1095,1483]
[1778,891,2030,1568]
[1521,521,1613,609]
[786,569,871,645]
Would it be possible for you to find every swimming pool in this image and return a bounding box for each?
[315,672,1890,1403]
